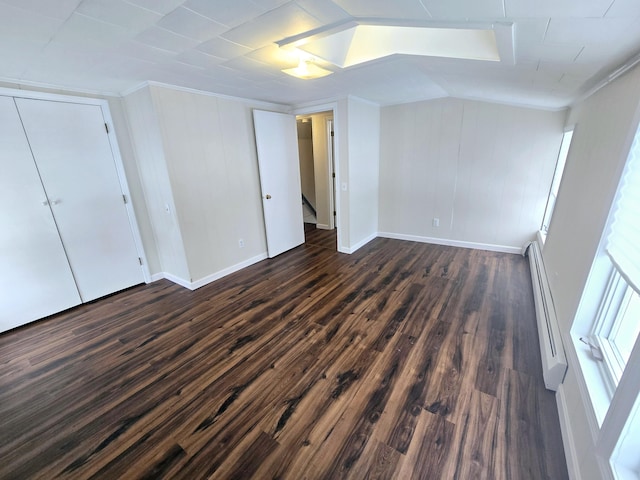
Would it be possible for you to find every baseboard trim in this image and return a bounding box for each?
[343,232,377,254]
[377,232,521,254]
[316,223,331,230]
[152,253,268,291]
[556,384,581,480]
[149,273,164,283]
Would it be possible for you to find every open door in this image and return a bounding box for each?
[253,110,305,258]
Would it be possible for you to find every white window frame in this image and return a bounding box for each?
[589,267,640,394]
[541,129,574,234]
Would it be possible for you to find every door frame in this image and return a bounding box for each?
[0,86,150,282]
[293,102,344,253]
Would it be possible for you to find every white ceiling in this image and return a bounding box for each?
[1,0,640,109]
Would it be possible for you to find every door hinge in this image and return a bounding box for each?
[333,211,336,216]
[122,194,128,204]
[330,131,334,137]
[138,257,143,265]
[332,172,335,178]
[104,123,109,134]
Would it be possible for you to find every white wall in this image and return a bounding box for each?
[379,97,566,252]
[543,64,640,479]
[125,84,272,286]
[311,111,333,229]
[297,120,316,209]
[124,87,188,280]
[346,97,380,250]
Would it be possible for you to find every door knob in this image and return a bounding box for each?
[265,194,272,199]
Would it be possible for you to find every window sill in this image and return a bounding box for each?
[572,332,613,429]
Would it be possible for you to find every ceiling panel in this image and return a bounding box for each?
[422,0,505,20]
[157,7,227,42]
[76,0,162,31]
[505,0,613,18]
[0,0,82,20]
[121,0,184,15]
[197,37,252,60]
[175,50,226,69]
[331,0,431,19]
[135,26,200,53]
[545,18,635,46]
[295,0,352,24]
[0,4,66,45]
[51,13,132,49]
[0,0,639,109]
[605,0,640,18]
[221,3,322,48]
[183,0,265,28]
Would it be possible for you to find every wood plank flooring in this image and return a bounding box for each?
[0,236,568,479]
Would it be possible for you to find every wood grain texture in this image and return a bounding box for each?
[0,234,568,479]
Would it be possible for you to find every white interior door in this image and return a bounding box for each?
[15,98,143,302]
[253,110,305,258]
[0,97,81,332]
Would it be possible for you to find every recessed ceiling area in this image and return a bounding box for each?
[283,24,502,68]
[0,0,639,109]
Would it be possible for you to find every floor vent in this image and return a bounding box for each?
[525,240,567,391]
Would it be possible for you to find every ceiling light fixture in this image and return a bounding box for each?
[282,58,333,80]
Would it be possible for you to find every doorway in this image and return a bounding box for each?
[295,110,337,250]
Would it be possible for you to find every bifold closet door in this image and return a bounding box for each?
[15,98,143,303]
[0,97,81,332]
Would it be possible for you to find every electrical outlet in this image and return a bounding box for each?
[238,239,244,248]
[432,217,440,227]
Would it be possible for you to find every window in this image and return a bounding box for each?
[541,129,574,233]
[591,271,640,391]
[586,126,640,392]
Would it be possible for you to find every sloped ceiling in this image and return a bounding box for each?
[1,0,639,108]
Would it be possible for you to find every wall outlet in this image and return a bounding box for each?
[238,238,244,248]
[432,217,440,227]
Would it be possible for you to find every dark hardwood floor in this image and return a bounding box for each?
[304,222,336,251]
[0,236,568,479]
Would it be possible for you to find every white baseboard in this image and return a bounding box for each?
[377,231,521,254]
[342,232,377,254]
[556,383,581,480]
[316,223,331,230]
[151,253,268,291]
[149,273,164,283]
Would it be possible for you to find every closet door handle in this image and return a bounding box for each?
[42,200,49,206]
[51,199,60,205]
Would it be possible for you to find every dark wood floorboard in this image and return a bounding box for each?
[304,222,337,251]
[0,238,568,480]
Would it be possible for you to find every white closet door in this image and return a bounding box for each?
[0,97,81,332]
[15,98,143,302]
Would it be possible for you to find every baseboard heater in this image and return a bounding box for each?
[524,240,567,391]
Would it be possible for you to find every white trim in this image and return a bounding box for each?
[0,86,110,105]
[293,101,344,253]
[556,384,582,480]
[316,223,332,230]
[0,76,119,97]
[347,94,380,106]
[122,80,287,110]
[156,253,268,290]
[100,101,152,284]
[377,231,522,254]
[342,232,377,254]
[149,273,164,283]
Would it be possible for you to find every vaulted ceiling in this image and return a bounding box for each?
[1,0,639,109]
